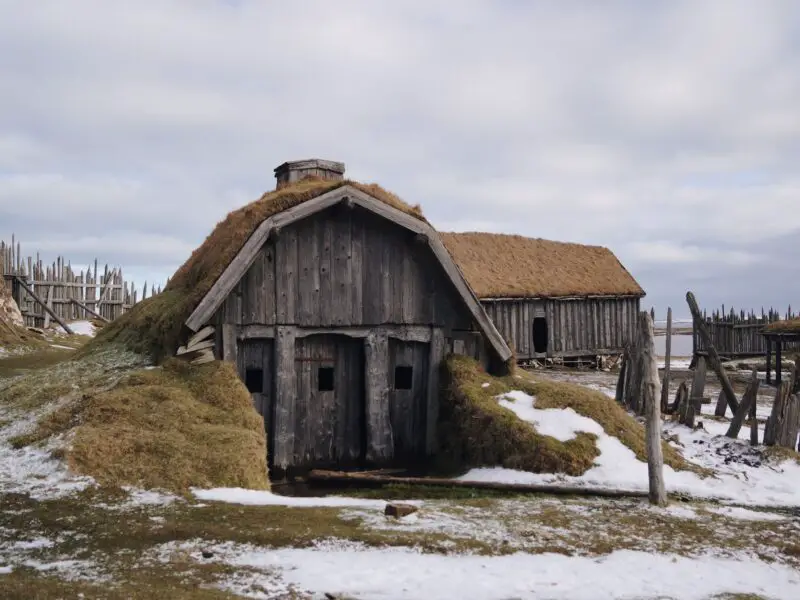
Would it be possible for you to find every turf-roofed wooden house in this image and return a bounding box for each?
[182,159,512,476]
[440,233,645,362]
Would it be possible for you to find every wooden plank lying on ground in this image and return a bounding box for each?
[308,470,650,499]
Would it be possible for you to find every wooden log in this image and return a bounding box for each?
[69,298,110,323]
[776,341,782,387]
[686,292,739,413]
[669,380,688,415]
[307,470,650,500]
[615,348,628,405]
[749,387,759,446]
[714,389,727,418]
[14,277,73,334]
[660,307,672,413]
[43,285,53,329]
[684,356,707,428]
[365,330,393,463]
[726,369,759,439]
[763,382,800,448]
[638,312,666,506]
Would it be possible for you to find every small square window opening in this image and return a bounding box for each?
[245,368,263,394]
[394,365,413,390]
[318,366,335,391]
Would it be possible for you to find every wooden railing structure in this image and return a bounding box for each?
[692,305,800,359]
[1,236,162,329]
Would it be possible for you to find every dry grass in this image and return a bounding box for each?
[91,178,425,361]
[437,355,697,477]
[12,358,269,492]
[437,354,600,476]
[764,317,800,334]
[440,231,645,298]
[520,372,698,473]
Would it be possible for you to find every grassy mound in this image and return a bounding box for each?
[7,353,268,493]
[438,355,695,476]
[90,178,425,362]
[437,355,600,475]
[764,317,800,334]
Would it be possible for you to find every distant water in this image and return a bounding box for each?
[654,334,694,357]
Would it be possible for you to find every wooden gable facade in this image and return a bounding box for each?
[185,178,511,476]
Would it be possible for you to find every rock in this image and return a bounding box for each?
[384,503,418,518]
[201,550,214,559]
[0,280,24,328]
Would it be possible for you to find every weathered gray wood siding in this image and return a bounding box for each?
[220,206,473,332]
[292,334,364,468]
[237,339,275,459]
[482,297,641,359]
[388,339,429,462]
[215,205,487,471]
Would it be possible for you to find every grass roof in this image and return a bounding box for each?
[92,178,425,361]
[764,317,800,335]
[440,232,645,299]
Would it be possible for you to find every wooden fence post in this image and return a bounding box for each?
[686,292,740,414]
[660,307,672,413]
[638,311,667,506]
[726,369,759,439]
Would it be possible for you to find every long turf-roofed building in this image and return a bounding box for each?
[440,232,645,362]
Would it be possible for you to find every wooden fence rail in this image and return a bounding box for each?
[692,305,800,359]
[1,235,162,329]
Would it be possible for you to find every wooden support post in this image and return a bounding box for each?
[775,341,782,387]
[766,339,772,385]
[69,298,110,323]
[272,326,296,469]
[14,277,73,334]
[43,285,53,329]
[426,327,445,456]
[749,389,759,446]
[685,357,707,428]
[615,349,628,405]
[686,292,739,413]
[764,381,800,448]
[726,369,759,439]
[638,312,667,506]
[660,307,672,413]
[714,390,727,418]
[365,330,394,463]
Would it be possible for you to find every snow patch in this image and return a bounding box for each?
[160,540,800,600]
[705,506,789,521]
[191,487,420,509]
[57,320,96,337]
[498,390,603,442]
[461,387,800,507]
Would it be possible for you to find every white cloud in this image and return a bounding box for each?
[0,0,798,311]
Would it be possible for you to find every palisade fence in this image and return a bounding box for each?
[1,236,162,329]
[693,305,800,358]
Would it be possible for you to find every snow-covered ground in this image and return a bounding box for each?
[153,539,800,600]
[459,388,800,507]
[56,320,97,337]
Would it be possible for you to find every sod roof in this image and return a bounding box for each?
[440,232,645,299]
[93,178,425,360]
[764,317,800,335]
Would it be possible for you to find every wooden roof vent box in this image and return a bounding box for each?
[274,158,346,190]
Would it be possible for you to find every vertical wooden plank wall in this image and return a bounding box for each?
[692,307,800,357]
[481,296,641,359]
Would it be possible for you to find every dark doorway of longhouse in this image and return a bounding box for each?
[533,317,548,353]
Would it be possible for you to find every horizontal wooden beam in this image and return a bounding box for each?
[238,324,435,343]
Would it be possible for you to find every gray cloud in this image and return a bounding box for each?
[1,0,798,317]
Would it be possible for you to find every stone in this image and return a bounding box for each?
[384,503,418,518]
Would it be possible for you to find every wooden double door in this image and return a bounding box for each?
[238,332,430,471]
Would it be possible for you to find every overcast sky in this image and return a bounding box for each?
[1,1,798,318]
